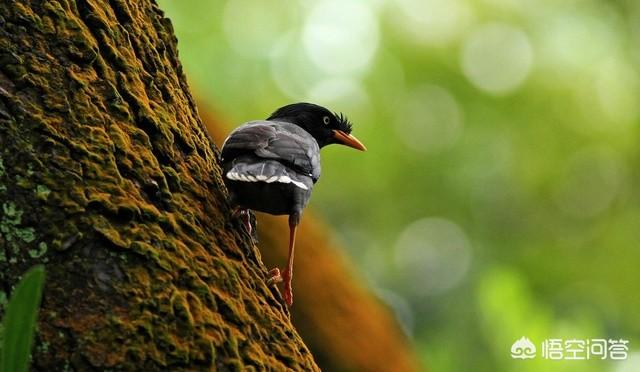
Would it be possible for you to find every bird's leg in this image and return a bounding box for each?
[281,216,298,306]
[267,267,282,284]
[266,215,298,306]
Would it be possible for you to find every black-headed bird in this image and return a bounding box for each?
[220,103,366,306]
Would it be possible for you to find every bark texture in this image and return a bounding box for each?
[204,108,421,372]
[0,1,318,370]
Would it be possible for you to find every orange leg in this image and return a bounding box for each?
[267,217,298,306]
[281,220,297,306]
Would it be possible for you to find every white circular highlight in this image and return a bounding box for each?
[596,58,640,127]
[270,34,323,99]
[395,85,463,153]
[537,8,621,72]
[461,23,533,95]
[391,0,473,46]
[306,78,369,108]
[303,0,379,75]
[394,218,472,296]
[554,146,627,219]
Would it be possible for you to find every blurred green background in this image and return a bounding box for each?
[157,0,640,370]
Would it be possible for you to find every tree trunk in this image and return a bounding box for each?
[0,1,318,370]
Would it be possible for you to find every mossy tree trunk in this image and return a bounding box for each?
[0,0,318,370]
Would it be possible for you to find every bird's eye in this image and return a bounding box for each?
[323,116,330,125]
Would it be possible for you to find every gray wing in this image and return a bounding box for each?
[220,121,321,181]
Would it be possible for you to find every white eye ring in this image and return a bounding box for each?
[323,116,330,125]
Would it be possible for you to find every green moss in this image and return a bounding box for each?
[50,239,62,251]
[29,242,47,258]
[228,359,245,372]
[2,201,19,219]
[15,175,33,189]
[0,157,5,177]
[225,333,240,359]
[170,291,195,328]
[14,227,36,243]
[37,341,50,354]
[1,202,37,246]
[162,166,182,192]
[3,64,27,80]
[35,184,51,200]
[51,231,82,252]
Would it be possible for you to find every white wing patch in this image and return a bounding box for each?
[276,175,309,190]
[226,171,309,190]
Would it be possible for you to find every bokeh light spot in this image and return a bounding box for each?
[461,23,533,94]
[394,85,463,153]
[537,9,621,71]
[479,0,536,15]
[554,146,627,219]
[269,33,323,99]
[394,218,472,296]
[303,0,379,75]
[596,58,640,127]
[390,0,473,46]
[615,352,640,372]
[306,78,369,109]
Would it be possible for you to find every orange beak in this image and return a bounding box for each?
[333,130,367,151]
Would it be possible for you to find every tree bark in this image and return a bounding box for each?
[0,0,318,370]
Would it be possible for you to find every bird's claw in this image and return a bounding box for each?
[267,268,293,306]
[267,267,282,285]
[280,269,293,306]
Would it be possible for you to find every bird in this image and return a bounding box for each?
[220,102,366,306]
